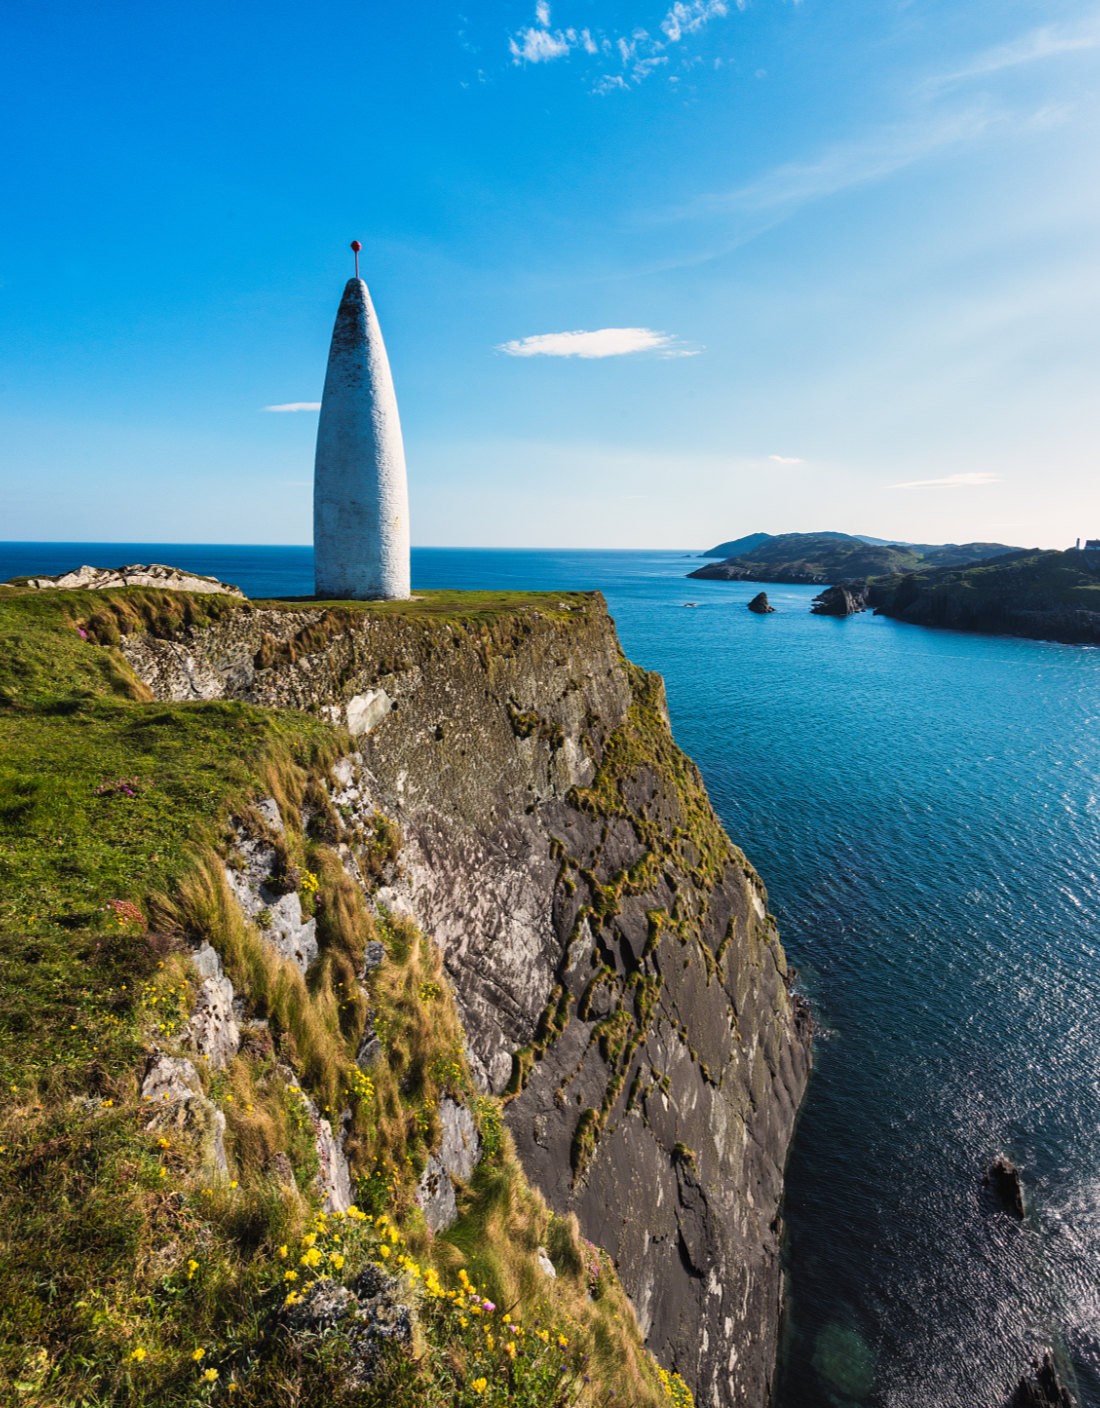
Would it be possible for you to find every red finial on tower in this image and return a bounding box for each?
[350,240,362,279]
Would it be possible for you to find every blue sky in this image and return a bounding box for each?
[2,0,1097,548]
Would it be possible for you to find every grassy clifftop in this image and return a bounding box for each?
[0,586,690,1408]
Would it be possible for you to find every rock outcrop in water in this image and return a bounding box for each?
[116,589,811,1408]
[747,592,775,614]
[985,1155,1025,1219]
[1006,1350,1077,1407]
[810,581,868,617]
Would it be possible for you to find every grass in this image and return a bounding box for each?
[0,586,691,1407]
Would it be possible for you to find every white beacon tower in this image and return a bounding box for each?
[313,241,411,600]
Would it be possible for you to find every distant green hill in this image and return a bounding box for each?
[701,532,774,558]
[689,532,1020,584]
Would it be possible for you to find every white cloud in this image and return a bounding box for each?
[927,19,1100,90]
[497,327,700,358]
[888,472,1001,489]
[769,454,803,464]
[508,0,739,86]
[661,0,730,44]
[263,402,321,412]
[509,25,572,62]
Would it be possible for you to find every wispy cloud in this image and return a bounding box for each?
[926,18,1100,91]
[693,106,1001,220]
[888,472,1001,490]
[661,0,732,44]
[508,2,596,64]
[769,454,803,464]
[506,0,737,88]
[498,327,701,358]
[263,402,321,412]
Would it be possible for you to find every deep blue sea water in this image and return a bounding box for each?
[4,543,1099,1408]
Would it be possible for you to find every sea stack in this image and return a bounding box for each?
[313,244,411,600]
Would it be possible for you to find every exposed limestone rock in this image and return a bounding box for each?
[224,809,318,973]
[181,942,240,1070]
[22,563,244,597]
[416,1097,481,1232]
[140,1053,227,1173]
[285,1078,353,1213]
[537,1247,557,1278]
[121,591,811,1408]
[346,689,393,737]
[747,592,775,614]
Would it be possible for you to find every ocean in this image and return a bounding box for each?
[3,542,1098,1408]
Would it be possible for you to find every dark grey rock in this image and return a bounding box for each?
[282,1273,413,1388]
[747,592,775,614]
[1006,1350,1076,1407]
[362,940,386,972]
[986,1154,1026,1218]
[811,581,869,616]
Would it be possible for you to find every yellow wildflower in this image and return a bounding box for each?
[284,1270,298,1282]
[128,1346,147,1362]
[300,1247,322,1268]
[228,1180,238,1190]
[301,1233,317,1248]
[331,1253,345,1270]
[379,1245,391,1259]
[192,1348,206,1362]
[471,1378,488,1396]
[505,1341,516,1359]
[187,1259,199,1280]
[202,1367,219,1382]
[277,1244,288,1259]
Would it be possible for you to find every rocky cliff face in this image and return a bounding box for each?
[866,550,1100,645]
[120,592,810,1408]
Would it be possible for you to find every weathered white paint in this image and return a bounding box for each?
[314,277,411,600]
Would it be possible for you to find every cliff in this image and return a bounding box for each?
[0,582,809,1407]
[866,549,1100,645]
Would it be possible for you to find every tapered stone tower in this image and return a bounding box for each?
[314,245,411,600]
